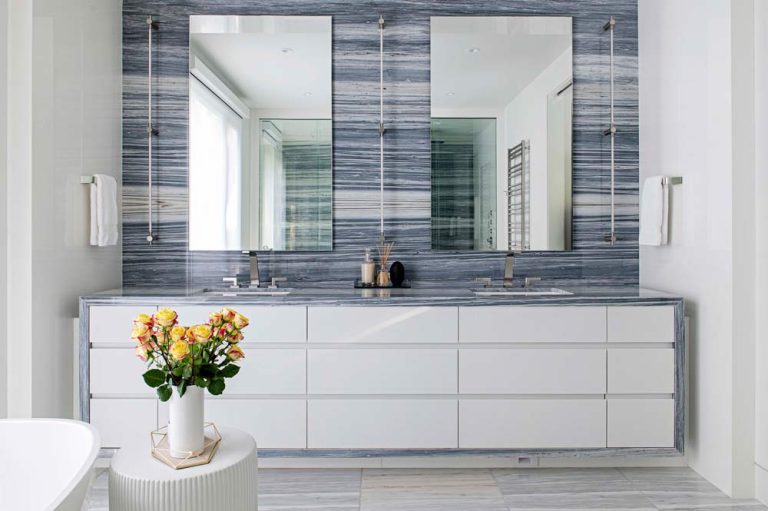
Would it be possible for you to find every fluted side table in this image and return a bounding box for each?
[109,427,258,511]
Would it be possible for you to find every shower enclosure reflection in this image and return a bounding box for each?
[431,16,573,251]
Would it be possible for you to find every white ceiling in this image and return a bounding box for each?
[431,16,572,112]
[191,16,332,115]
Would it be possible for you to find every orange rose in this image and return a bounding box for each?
[221,308,236,322]
[233,313,249,330]
[229,331,244,344]
[226,345,245,361]
[133,313,154,327]
[131,323,151,344]
[135,345,149,362]
[209,311,223,327]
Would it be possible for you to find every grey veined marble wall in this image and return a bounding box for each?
[122,0,639,288]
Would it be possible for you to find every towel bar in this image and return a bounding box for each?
[663,176,683,186]
[80,176,95,184]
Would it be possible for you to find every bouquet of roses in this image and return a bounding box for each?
[131,307,248,401]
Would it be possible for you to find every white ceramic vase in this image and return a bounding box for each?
[168,385,205,458]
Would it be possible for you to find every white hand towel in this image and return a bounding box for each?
[90,174,119,247]
[639,176,669,246]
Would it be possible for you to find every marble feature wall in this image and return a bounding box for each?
[122,0,639,288]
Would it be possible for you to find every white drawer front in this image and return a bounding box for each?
[459,306,606,343]
[460,349,606,394]
[307,307,457,343]
[90,349,153,395]
[308,399,457,448]
[607,306,675,343]
[173,306,306,342]
[204,399,306,448]
[308,349,457,394]
[608,349,675,394]
[459,399,606,448]
[608,399,675,447]
[90,306,155,344]
[226,349,305,395]
[90,398,156,448]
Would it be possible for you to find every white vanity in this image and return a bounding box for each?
[80,289,683,458]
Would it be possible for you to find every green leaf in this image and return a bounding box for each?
[172,366,183,377]
[220,364,240,378]
[199,364,216,378]
[157,384,172,402]
[182,364,193,379]
[178,380,187,398]
[143,369,166,388]
[208,378,226,396]
[196,378,209,388]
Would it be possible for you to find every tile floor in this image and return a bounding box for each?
[85,466,768,510]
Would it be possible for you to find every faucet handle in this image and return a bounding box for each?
[474,277,493,288]
[269,277,287,289]
[524,277,542,288]
[222,277,239,289]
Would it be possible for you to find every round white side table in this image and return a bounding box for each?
[109,427,258,511]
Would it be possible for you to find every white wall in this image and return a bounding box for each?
[504,48,571,250]
[0,0,8,418]
[639,0,759,497]
[4,0,123,418]
[754,0,768,504]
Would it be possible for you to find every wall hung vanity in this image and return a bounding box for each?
[80,291,684,458]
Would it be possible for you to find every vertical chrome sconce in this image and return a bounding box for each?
[603,16,617,246]
[378,15,386,244]
[146,16,158,244]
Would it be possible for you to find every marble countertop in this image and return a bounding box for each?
[81,286,682,307]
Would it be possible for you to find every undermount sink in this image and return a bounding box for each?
[202,288,293,297]
[471,287,572,297]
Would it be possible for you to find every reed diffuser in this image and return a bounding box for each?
[376,239,395,287]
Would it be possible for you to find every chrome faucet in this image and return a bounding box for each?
[503,253,515,288]
[243,251,260,288]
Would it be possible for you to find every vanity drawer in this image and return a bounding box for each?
[90,349,153,395]
[607,399,675,447]
[308,349,456,394]
[89,306,155,344]
[90,398,157,448]
[172,306,306,342]
[607,306,675,343]
[459,399,606,448]
[158,398,307,449]
[308,399,457,448]
[460,349,606,394]
[307,307,457,343]
[225,348,305,395]
[608,349,675,394]
[458,306,606,343]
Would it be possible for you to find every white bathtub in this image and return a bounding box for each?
[0,419,100,511]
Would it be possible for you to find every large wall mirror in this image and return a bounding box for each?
[431,16,573,251]
[188,15,332,251]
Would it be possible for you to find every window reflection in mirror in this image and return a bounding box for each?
[431,17,573,251]
[188,16,332,251]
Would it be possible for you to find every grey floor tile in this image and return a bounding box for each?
[361,469,507,511]
[619,467,722,493]
[493,467,636,495]
[503,491,657,510]
[84,468,109,511]
[257,469,362,510]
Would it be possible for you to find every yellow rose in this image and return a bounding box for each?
[131,323,151,343]
[226,345,245,361]
[209,311,223,327]
[192,324,212,343]
[154,308,178,327]
[170,325,186,342]
[133,313,154,327]
[169,339,190,361]
[186,326,198,343]
[221,307,236,322]
[233,313,249,329]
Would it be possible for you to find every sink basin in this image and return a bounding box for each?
[471,287,572,297]
[202,288,293,297]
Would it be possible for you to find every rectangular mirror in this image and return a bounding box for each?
[431,16,573,251]
[189,15,332,251]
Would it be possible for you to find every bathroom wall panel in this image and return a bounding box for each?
[121,0,640,288]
